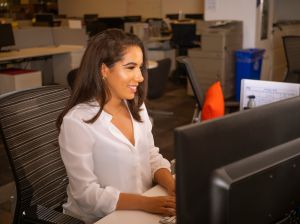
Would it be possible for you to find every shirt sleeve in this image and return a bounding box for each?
[142,104,171,179]
[59,116,120,217]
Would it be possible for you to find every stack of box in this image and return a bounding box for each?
[188,20,243,99]
[0,68,42,94]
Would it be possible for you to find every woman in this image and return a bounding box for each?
[56,29,175,223]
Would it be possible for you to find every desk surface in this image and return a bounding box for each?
[0,45,85,62]
[94,185,167,224]
[148,35,172,42]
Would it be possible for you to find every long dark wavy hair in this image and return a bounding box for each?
[56,29,148,129]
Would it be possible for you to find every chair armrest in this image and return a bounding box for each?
[22,204,84,224]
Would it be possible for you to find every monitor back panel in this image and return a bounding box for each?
[211,138,300,224]
[0,23,15,48]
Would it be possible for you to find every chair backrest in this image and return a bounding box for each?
[0,85,70,223]
[176,56,204,110]
[147,58,171,99]
[282,36,300,78]
[67,68,79,90]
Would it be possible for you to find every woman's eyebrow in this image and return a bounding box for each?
[122,62,137,67]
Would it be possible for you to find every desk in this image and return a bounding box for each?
[0,45,84,62]
[0,45,85,85]
[94,185,167,224]
[148,35,172,43]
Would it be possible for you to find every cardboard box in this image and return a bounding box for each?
[0,68,42,94]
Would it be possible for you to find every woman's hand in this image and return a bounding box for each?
[116,193,175,216]
[142,195,176,216]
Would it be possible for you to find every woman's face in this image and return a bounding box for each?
[102,45,144,101]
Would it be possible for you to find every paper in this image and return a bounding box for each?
[240,79,300,110]
[205,0,217,12]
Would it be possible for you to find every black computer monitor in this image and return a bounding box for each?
[0,23,15,51]
[83,14,98,22]
[86,20,107,37]
[175,96,300,224]
[211,138,300,224]
[98,17,124,30]
[124,15,142,22]
[171,22,199,55]
[35,13,54,26]
[185,13,203,20]
[84,14,99,36]
[166,14,179,20]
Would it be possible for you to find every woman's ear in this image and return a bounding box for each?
[101,63,109,79]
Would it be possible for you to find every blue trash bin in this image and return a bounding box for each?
[235,48,265,101]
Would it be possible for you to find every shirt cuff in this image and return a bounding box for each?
[99,186,120,215]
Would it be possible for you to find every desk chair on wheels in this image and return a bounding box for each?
[176,56,204,122]
[282,36,300,83]
[176,56,239,122]
[0,86,84,224]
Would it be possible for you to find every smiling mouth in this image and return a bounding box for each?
[128,85,137,93]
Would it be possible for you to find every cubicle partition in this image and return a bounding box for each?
[13,27,88,49]
[0,27,87,86]
[13,27,54,49]
[52,27,88,46]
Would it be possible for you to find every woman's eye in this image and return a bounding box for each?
[127,66,135,70]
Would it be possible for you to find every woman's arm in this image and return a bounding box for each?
[154,168,175,196]
[59,116,120,216]
[116,193,175,216]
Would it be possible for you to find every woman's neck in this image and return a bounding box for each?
[104,99,125,117]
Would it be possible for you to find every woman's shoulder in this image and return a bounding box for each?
[65,101,100,121]
[139,103,148,115]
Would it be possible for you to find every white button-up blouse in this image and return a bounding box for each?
[59,101,170,223]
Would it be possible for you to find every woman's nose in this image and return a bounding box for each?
[135,69,144,83]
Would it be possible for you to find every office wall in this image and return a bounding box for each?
[274,0,300,22]
[255,0,274,80]
[58,0,127,17]
[204,0,257,48]
[204,0,275,80]
[161,0,203,16]
[57,0,203,18]
[127,0,161,18]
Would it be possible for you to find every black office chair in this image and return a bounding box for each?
[0,86,84,224]
[176,56,239,122]
[282,36,300,83]
[147,58,171,99]
[67,68,79,90]
[176,56,204,122]
[147,58,174,117]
